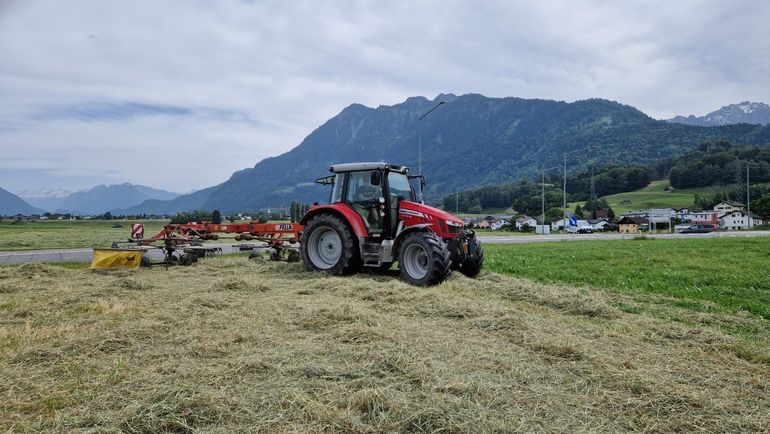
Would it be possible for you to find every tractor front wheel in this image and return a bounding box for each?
[301,213,360,275]
[398,232,451,286]
[457,236,484,277]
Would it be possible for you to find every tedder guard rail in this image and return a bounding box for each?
[137,222,304,246]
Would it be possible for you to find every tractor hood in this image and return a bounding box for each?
[399,201,464,227]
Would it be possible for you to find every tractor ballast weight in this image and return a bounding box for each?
[300,162,483,286]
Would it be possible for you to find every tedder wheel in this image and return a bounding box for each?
[301,213,360,275]
[140,255,152,268]
[398,232,451,286]
[457,236,484,278]
[287,251,301,263]
[180,254,194,266]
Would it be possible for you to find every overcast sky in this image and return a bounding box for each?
[1,1,769,194]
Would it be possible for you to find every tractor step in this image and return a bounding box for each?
[362,242,382,266]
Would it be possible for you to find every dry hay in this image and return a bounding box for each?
[0,257,769,432]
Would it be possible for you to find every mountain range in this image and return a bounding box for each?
[667,101,770,127]
[4,183,179,215]
[56,183,179,215]
[123,94,770,214]
[5,95,770,216]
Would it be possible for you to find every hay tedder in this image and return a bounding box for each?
[94,162,483,286]
[92,221,302,269]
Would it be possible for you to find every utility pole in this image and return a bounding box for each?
[541,165,560,233]
[747,163,751,229]
[735,162,744,203]
[563,154,567,222]
[456,188,459,214]
[417,101,446,176]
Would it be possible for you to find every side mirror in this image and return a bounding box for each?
[370,171,382,186]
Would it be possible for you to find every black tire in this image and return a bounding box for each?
[180,254,194,266]
[287,251,301,263]
[457,236,484,278]
[398,232,451,286]
[300,213,360,275]
[140,255,152,268]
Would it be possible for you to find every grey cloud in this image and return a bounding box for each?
[1,0,769,191]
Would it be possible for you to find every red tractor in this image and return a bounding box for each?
[300,162,483,286]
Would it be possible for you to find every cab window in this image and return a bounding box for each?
[388,172,414,202]
[330,174,344,203]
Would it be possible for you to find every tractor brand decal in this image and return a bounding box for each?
[276,224,294,231]
[130,223,144,239]
[399,209,426,218]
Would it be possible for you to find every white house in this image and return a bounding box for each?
[551,218,566,231]
[514,215,537,230]
[713,201,745,213]
[674,208,692,220]
[490,218,510,230]
[682,210,721,225]
[720,210,765,230]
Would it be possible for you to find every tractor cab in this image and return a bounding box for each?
[301,162,483,286]
[315,162,418,239]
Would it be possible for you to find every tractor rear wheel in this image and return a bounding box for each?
[457,237,484,277]
[301,213,360,275]
[398,232,451,286]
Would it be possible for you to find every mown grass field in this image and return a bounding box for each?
[0,220,169,251]
[1,249,769,432]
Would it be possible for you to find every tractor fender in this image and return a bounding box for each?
[300,204,369,259]
[300,204,368,238]
[392,223,434,259]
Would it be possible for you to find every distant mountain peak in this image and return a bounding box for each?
[434,93,458,103]
[668,101,770,126]
[56,183,180,215]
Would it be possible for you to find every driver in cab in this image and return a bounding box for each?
[350,177,383,232]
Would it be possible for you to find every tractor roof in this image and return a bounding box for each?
[329,162,409,174]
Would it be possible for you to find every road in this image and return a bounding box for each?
[477,230,770,244]
[1,231,768,265]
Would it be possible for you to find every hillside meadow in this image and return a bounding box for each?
[1,249,768,432]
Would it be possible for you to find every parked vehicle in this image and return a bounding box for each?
[566,222,594,234]
[678,224,718,234]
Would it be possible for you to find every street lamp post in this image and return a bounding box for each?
[418,101,446,176]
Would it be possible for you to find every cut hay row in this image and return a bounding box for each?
[1,259,768,432]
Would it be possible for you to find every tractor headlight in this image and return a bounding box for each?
[445,220,463,228]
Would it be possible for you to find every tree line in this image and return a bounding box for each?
[442,164,647,216]
[669,141,770,189]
